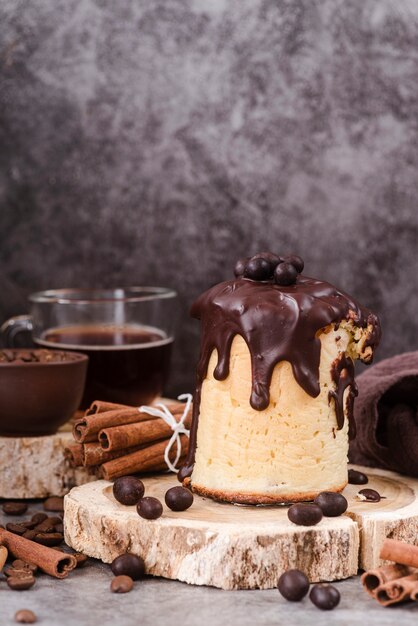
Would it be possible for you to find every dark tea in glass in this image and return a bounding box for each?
[36,324,173,409]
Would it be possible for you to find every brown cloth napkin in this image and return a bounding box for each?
[349,352,418,477]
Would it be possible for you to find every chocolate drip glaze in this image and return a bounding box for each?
[328,353,358,440]
[179,275,381,482]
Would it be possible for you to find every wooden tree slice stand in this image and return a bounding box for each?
[64,465,418,590]
[0,425,94,499]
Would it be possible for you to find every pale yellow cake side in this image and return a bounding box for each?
[190,322,370,503]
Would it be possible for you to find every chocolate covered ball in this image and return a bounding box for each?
[314,492,348,517]
[287,503,323,526]
[111,553,145,580]
[278,569,309,601]
[243,257,272,281]
[283,255,304,274]
[274,262,298,286]
[253,252,281,273]
[113,476,145,506]
[165,486,194,512]
[309,584,340,610]
[137,497,163,520]
[234,257,249,277]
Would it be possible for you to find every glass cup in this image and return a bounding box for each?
[1,287,178,409]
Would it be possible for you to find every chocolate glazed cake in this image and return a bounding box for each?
[179,253,381,504]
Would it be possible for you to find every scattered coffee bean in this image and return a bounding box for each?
[22,531,37,541]
[287,503,323,526]
[110,574,134,593]
[278,569,309,601]
[15,609,37,624]
[74,552,88,568]
[274,262,298,286]
[43,497,64,512]
[165,486,194,512]
[348,469,368,485]
[283,255,304,274]
[34,532,64,547]
[357,488,381,502]
[7,575,36,590]
[33,518,56,533]
[2,502,28,516]
[12,561,38,574]
[55,522,64,534]
[113,476,145,506]
[309,583,340,610]
[6,523,27,536]
[111,553,145,580]
[234,257,249,277]
[243,257,272,281]
[137,497,163,520]
[31,513,48,525]
[314,492,348,517]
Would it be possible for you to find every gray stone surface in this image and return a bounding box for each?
[1,504,418,626]
[1,0,418,397]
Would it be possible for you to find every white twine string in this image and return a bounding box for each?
[138,393,192,473]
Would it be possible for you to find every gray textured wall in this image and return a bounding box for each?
[1,0,417,395]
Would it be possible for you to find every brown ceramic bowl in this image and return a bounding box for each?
[0,349,88,437]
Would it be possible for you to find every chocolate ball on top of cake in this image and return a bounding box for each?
[179,253,381,504]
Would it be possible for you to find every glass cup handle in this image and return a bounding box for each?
[0,315,33,347]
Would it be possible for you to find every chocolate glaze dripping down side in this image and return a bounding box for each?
[328,353,358,440]
[178,275,381,482]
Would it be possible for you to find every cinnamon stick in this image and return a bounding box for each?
[86,401,133,415]
[64,443,84,468]
[376,573,418,607]
[82,442,144,467]
[73,408,158,443]
[99,408,192,451]
[380,539,418,569]
[361,563,413,595]
[0,528,77,578]
[100,436,189,480]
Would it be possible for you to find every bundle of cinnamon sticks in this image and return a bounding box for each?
[65,399,192,480]
[362,539,418,606]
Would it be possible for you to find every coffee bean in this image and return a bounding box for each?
[110,575,134,593]
[288,503,323,526]
[348,469,368,485]
[309,584,340,610]
[165,486,194,512]
[5,567,36,579]
[113,476,145,506]
[2,502,28,516]
[34,532,64,547]
[234,257,249,277]
[31,513,48,524]
[55,523,64,534]
[14,609,37,623]
[6,524,27,536]
[74,552,88,568]
[137,497,163,520]
[33,518,56,533]
[314,492,348,517]
[43,497,64,512]
[283,255,304,274]
[111,554,145,580]
[7,575,35,590]
[22,531,37,541]
[278,569,309,601]
[274,262,298,286]
[243,257,272,281]
[12,561,38,574]
[358,488,381,502]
